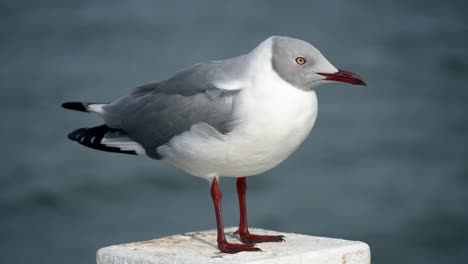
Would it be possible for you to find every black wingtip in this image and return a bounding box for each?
[62,102,88,112]
[67,125,138,155]
[67,128,86,141]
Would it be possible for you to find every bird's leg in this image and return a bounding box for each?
[210,177,260,253]
[235,177,285,243]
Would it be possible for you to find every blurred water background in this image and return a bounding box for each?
[1,0,467,263]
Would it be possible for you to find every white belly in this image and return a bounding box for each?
[221,87,318,177]
[158,82,318,180]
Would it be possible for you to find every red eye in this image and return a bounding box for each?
[295,56,306,65]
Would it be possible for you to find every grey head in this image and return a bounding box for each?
[271,36,366,90]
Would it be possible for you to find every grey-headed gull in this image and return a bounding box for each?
[63,36,366,253]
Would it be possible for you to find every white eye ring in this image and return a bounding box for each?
[295,56,306,65]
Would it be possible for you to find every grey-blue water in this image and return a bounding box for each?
[1,1,467,263]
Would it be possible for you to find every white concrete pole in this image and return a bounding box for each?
[97,227,370,264]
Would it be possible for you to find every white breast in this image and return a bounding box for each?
[159,72,318,179]
[219,70,318,177]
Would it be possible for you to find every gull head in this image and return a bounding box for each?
[270,36,366,90]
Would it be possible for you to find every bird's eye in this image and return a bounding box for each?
[295,56,306,65]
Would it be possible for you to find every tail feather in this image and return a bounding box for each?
[62,101,106,114]
[62,102,89,112]
[68,125,143,155]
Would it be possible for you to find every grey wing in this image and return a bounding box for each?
[101,61,244,159]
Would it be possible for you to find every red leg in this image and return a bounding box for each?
[235,177,285,244]
[210,177,260,253]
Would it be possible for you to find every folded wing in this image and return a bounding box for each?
[101,59,245,159]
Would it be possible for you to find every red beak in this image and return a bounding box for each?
[318,69,367,86]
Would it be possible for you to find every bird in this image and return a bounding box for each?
[62,36,366,253]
